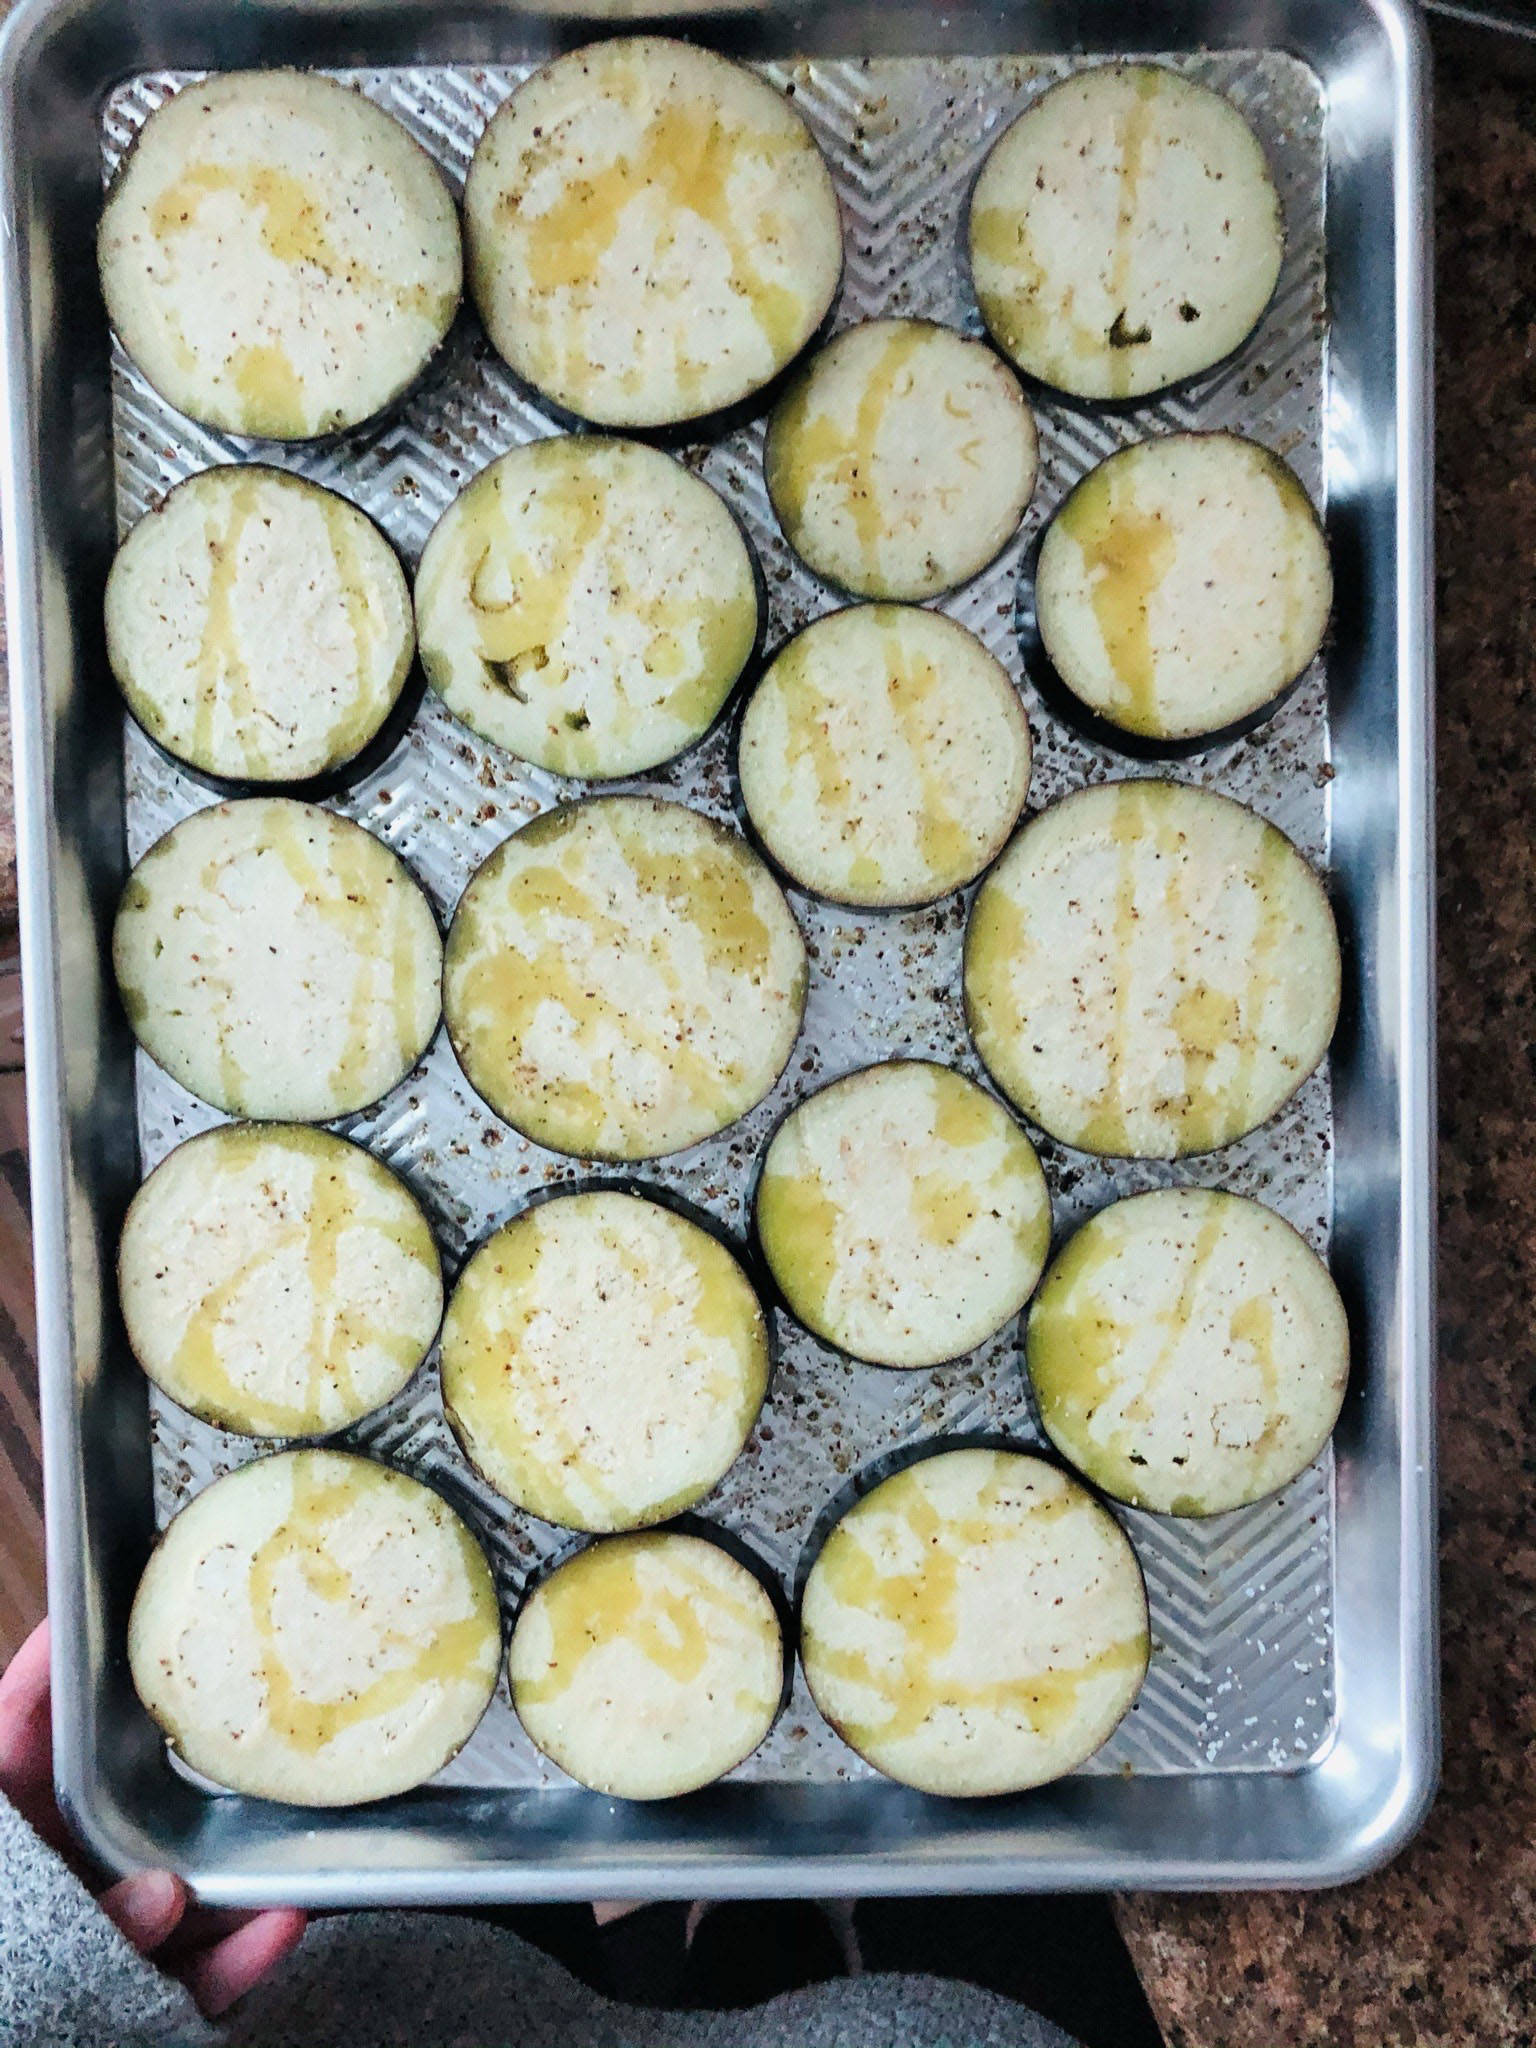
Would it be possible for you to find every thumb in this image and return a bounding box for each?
[99,1869,188,1954]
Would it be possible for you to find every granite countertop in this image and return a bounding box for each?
[0,14,1531,2047]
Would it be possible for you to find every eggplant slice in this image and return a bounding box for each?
[510,1530,784,1798]
[964,780,1340,1158]
[765,318,1038,601]
[128,1449,500,1806]
[119,1124,443,1439]
[442,1188,769,1532]
[106,465,415,786]
[738,604,1032,909]
[1035,434,1331,746]
[112,798,442,1122]
[464,36,843,429]
[415,437,760,777]
[756,1061,1051,1369]
[443,797,806,1160]
[1027,1187,1349,1517]
[99,71,461,439]
[800,1447,1148,1796]
[969,65,1283,402]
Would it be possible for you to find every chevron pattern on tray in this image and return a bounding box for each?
[107,49,1335,1789]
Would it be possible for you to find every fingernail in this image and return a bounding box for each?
[101,1869,185,1952]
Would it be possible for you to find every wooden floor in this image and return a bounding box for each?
[0,947,42,1666]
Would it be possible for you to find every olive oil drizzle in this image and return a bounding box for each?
[446,1220,629,1524]
[267,811,429,1099]
[761,1068,1046,1339]
[807,1465,1144,1751]
[426,446,754,775]
[1059,460,1177,734]
[449,808,798,1156]
[984,788,1314,1154]
[516,90,811,400]
[769,325,930,574]
[1106,69,1162,398]
[246,1462,494,1755]
[515,1534,775,1710]
[767,616,991,896]
[153,164,329,268]
[184,481,395,778]
[1120,1205,1229,1425]
[190,474,267,769]
[230,344,307,439]
[320,499,394,768]
[444,1200,763,1527]
[1034,1202,1294,1489]
[149,159,451,433]
[164,1131,430,1433]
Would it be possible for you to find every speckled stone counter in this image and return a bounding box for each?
[1116,24,1536,2047]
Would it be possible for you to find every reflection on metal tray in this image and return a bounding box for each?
[113,46,1334,1792]
[0,0,1435,1901]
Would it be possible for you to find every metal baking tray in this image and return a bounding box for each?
[0,0,1435,1900]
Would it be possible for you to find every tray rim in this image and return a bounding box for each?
[0,0,1438,1899]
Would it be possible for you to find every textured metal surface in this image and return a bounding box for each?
[107,50,1336,1793]
[1,0,1435,1901]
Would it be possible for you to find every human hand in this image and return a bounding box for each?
[0,1619,307,2017]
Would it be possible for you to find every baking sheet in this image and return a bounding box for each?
[105,49,1335,1794]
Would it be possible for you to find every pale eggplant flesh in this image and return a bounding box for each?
[969,64,1284,404]
[112,798,443,1122]
[442,796,806,1162]
[1032,433,1332,750]
[441,1186,770,1532]
[799,1447,1149,1796]
[1026,1187,1350,1516]
[128,1449,500,1807]
[509,1529,785,1799]
[465,37,843,431]
[764,317,1038,602]
[755,1060,1051,1369]
[106,465,417,789]
[118,1123,443,1439]
[99,70,462,440]
[737,605,1032,911]
[415,437,761,779]
[964,779,1341,1158]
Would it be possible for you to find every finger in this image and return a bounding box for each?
[0,1619,53,1795]
[184,1908,307,2019]
[592,1899,648,1926]
[99,1870,187,1955]
[158,1903,268,1963]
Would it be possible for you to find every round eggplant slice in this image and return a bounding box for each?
[765,318,1038,600]
[1035,434,1331,746]
[756,1061,1050,1368]
[964,780,1340,1158]
[800,1447,1148,1796]
[443,797,806,1160]
[442,1189,769,1532]
[128,1449,500,1806]
[969,65,1283,402]
[106,465,415,786]
[415,437,759,777]
[510,1530,783,1798]
[464,37,843,429]
[738,605,1031,909]
[113,798,442,1121]
[119,1124,443,1438]
[1027,1188,1349,1517]
[99,71,461,439]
